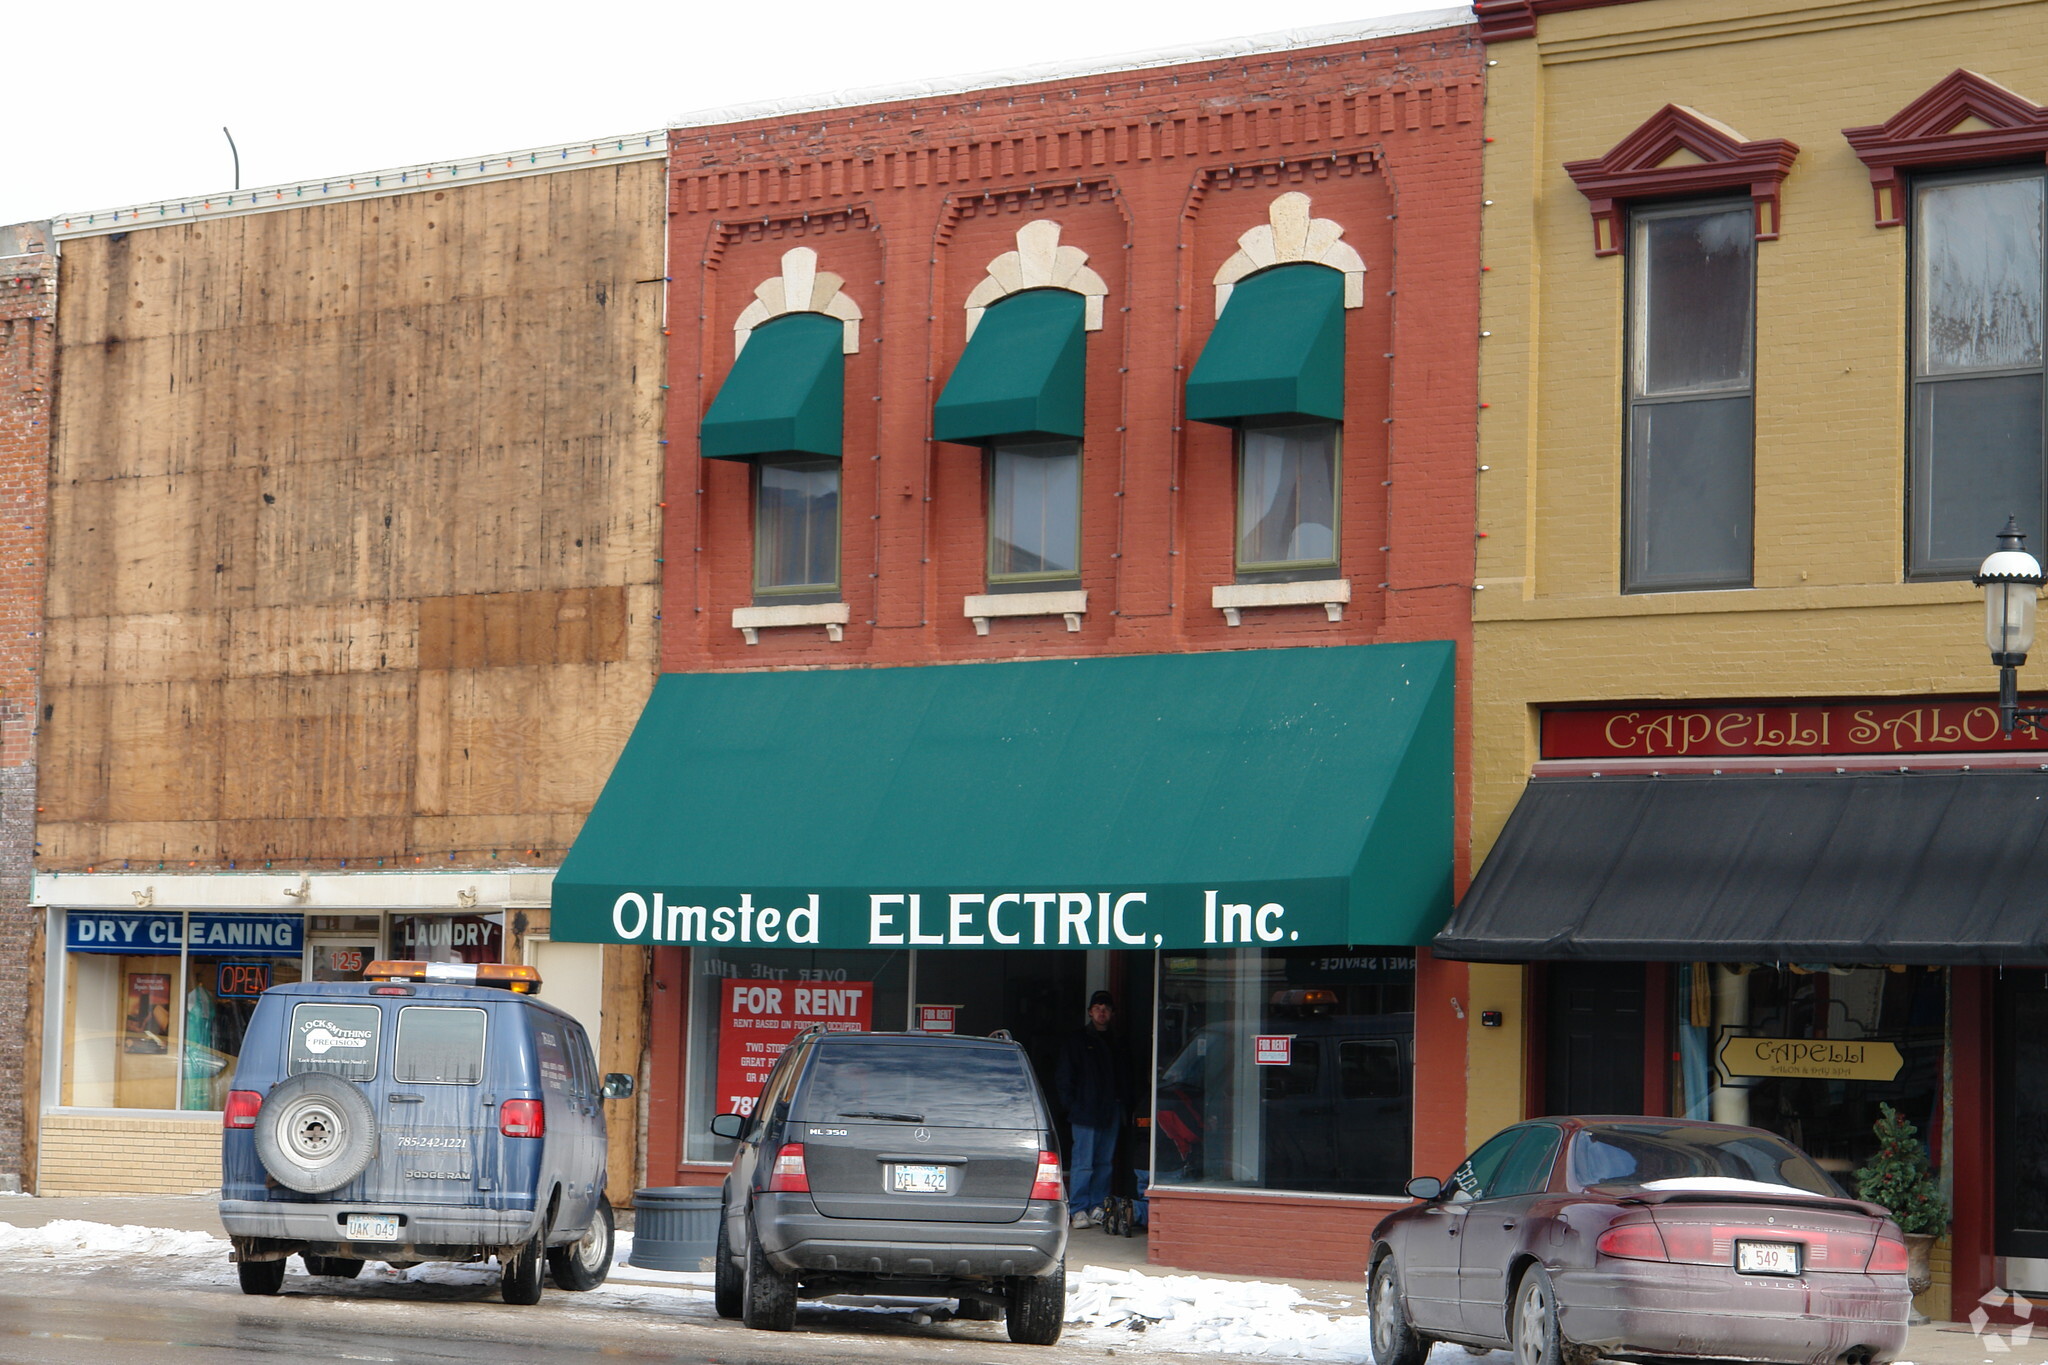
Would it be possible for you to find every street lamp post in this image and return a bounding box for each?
[1975,516,2048,736]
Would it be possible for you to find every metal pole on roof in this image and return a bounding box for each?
[223,127,241,191]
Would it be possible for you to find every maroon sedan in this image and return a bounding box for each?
[1368,1117,1912,1365]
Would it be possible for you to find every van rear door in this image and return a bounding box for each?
[793,1042,1042,1224]
[352,1001,496,1206]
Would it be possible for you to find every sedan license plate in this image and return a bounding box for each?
[891,1164,951,1194]
[344,1213,400,1241]
[1735,1239,1802,1276]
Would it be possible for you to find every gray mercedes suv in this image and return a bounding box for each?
[709,1029,1069,1344]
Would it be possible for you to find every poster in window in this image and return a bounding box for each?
[123,972,171,1053]
[715,978,872,1118]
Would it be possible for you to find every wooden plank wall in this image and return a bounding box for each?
[41,161,666,871]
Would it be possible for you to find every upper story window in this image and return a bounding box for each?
[988,438,1081,587]
[1237,418,1339,575]
[754,456,841,598]
[1624,201,1756,593]
[1908,167,2046,577]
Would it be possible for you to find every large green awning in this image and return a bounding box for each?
[1185,264,1345,426]
[699,312,844,460]
[932,289,1088,445]
[550,642,1453,951]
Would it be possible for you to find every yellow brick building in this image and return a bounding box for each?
[1447,0,2048,1321]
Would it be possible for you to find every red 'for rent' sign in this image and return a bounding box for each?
[716,978,873,1117]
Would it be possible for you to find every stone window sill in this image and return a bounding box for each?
[732,601,849,645]
[963,589,1087,635]
[1212,579,1350,626]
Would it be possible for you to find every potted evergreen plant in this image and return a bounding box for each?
[1854,1103,1949,1312]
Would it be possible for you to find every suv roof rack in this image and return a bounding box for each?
[364,960,542,994]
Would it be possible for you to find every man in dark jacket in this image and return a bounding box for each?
[1055,990,1128,1227]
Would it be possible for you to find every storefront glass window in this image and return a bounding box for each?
[1673,964,1946,1180]
[59,911,304,1112]
[1154,946,1414,1196]
[685,947,910,1163]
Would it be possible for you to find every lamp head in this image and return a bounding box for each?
[1977,516,2044,667]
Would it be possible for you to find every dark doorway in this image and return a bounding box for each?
[1544,962,1644,1116]
[1996,971,2048,1263]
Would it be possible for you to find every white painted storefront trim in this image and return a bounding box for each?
[31,869,556,912]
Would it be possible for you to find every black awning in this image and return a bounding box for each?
[1435,768,2048,965]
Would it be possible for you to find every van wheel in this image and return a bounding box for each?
[500,1231,546,1306]
[713,1212,744,1319]
[741,1214,797,1331]
[1006,1262,1066,1345]
[254,1073,379,1194]
[237,1258,286,1296]
[548,1195,614,1291]
[302,1254,364,1279]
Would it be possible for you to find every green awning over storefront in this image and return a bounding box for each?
[1185,264,1346,426]
[932,289,1087,445]
[699,312,844,460]
[551,642,1454,951]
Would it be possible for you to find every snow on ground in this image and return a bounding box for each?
[0,1219,1399,1361]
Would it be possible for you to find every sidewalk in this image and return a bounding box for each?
[1,1191,2030,1363]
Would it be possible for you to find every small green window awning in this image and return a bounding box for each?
[699,312,844,460]
[551,642,1453,952]
[1185,264,1345,426]
[932,289,1087,445]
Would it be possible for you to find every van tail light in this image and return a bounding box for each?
[1597,1219,1671,1262]
[1867,1234,1910,1274]
[500,1099,545,1138]
[224,1090,263,1130]
[1031,1151,1064,1202]
[768,1143,809,1192]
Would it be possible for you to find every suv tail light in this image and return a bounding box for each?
[768,1143,809,1192]
[500,1099,545,1138]
[223,1090,263,1130]
[1867,1234,1910,1274]
[1031,1151,1063,1202]
[1596,1219,1671,1262]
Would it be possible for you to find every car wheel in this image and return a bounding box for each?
[712,1211,744,1319]
[237,1258,286,1296]
[548,1194,614,1291]
[500,1230,546,1306]
[1512,1265,1566,1365]
[1006,1261,1066,1346]
[1370,1258,1433,1365]
[302,1254,365,1279]
[253,1073,379,1195]
[741,1212,798,1331]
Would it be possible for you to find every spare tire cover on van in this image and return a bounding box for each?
[256,1072,380,1194]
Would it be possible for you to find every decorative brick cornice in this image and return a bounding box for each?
[1843,70,2048,228]
[1476,0,1650,43]
[1563,105,1800,256]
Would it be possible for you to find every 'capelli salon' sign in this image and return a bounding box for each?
[600,888,1329,951]
[1544,699,2048,760]
[1718,1035,1905,1083]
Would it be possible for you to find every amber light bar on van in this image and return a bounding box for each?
[364,961,542,994]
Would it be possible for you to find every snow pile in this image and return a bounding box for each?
[1065,1264,1366,1361]
[0,1219,224,1262]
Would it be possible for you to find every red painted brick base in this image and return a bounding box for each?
[1146,1184,1404,1281]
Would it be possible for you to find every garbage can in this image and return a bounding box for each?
[629,1186,722,1272]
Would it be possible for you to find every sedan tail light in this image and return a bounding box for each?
[1866,1234,1910,1274]
[223,1090,263,1131]
[500,1099,545,1138]
[1597,1219,1671,1262]
[768,1143,809,1192]
[1031,1151,1064,1202]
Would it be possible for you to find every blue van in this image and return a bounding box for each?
[218,960,633,1303]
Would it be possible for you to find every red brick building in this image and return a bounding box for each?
[552,15,1485,1278]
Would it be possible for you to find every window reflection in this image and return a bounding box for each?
[1237,420,1338,572]
[989,439,1081,582]
[755,457,841,594]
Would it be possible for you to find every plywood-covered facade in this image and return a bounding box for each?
[32,153,667,1200]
